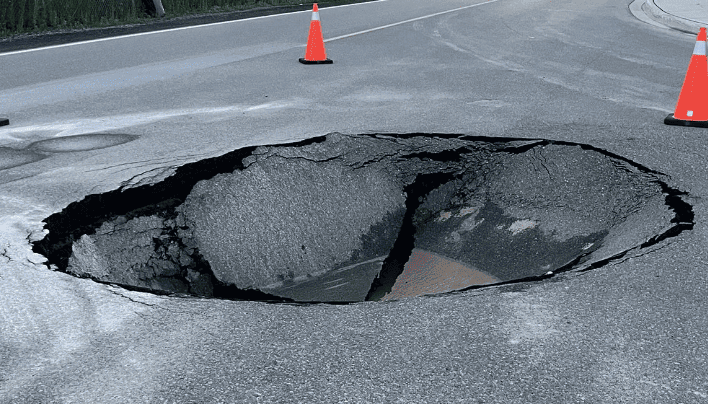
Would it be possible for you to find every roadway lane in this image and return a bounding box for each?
[2,0,708,402]
[0,0,486,92]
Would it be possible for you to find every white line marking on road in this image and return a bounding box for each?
[0,0,388,57]
[0,101,300,139]
[331,255,387,273]
[324,0,501,42]
[324,282,349,290]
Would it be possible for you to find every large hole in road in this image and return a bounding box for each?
[32,133,693,303]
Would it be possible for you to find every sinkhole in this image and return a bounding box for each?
[32,133,694,303]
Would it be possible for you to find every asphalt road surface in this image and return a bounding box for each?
[1,0,708,402]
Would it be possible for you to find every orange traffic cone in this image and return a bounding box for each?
[665,27,708,127]
[0,118,8,127]
[299,3,332,64]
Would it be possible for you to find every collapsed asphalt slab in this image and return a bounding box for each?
[32,133,692,303]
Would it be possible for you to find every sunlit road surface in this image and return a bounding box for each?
[2,0,708,402]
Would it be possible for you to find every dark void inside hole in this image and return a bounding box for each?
[32,133,693,304]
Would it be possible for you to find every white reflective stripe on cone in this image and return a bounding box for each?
[693,41,706,56]
[312,12,320,21]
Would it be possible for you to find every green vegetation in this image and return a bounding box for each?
[0,0,363,39]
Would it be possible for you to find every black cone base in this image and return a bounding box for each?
[299,58,333,64]
[665,114,708,128]
[0,118,8,127]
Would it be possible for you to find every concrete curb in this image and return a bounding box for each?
[628,0,669,30]
[642,0,705,34]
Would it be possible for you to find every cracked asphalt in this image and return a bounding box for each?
[37,133,677,304]
[1,0,708,402]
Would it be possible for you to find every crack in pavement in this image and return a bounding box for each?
[30,133,695,304]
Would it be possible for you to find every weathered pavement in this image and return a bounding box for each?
[1,0,708,402]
